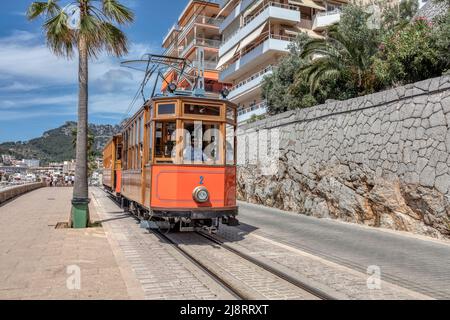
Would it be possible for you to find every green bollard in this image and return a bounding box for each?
[71,198,90,229]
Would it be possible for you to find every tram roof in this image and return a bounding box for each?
[150,94,237,108]
[122,95,237,129]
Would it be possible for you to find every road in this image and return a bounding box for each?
[235,201,450,299]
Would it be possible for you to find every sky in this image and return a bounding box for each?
[0,0,187,143]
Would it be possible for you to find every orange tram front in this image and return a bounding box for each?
[102,95,238,232]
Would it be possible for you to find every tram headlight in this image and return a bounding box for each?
[168,83,177,93]
[220,88,230,99]
[193,186,210,203]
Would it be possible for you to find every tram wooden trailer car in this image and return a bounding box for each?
[102,134,122,195]
[102,96,239,231]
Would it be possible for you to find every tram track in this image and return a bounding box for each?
[196,231,336,301]
[104,189,333,300]
[153,229,332,300]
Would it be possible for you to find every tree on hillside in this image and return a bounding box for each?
[27,0,134,228]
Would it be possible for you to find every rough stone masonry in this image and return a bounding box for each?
[236,75,450,239]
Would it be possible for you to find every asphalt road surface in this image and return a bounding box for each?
[236,201,450,299]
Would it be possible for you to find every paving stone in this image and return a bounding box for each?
[0,188,129,300]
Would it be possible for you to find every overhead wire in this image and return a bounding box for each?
[120,1,215,122]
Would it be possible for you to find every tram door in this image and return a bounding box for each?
[143,116,152,208]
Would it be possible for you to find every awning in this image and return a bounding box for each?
[295,27,324,39]
[239,22,267,49]
[243,0,265,18]
[217,0,237,19]
[216,43,239,69]
[288,0,325,11]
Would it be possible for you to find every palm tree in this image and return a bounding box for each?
[27,0,134,228]
[299,21,378,95]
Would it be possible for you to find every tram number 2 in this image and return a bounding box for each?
[199,176,204,185]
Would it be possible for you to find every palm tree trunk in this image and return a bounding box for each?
[71,35,90,227]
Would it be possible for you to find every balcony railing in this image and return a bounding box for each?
[238,101,267,117]
[180,38,221,57]
[312,9,341,30]
[221,32,295,71]
[178,15,224,41]
[192,60,219,70]
[230,65,274,92]
[244,1,299,26]
[222,1,300,44]
[316,8,341,17]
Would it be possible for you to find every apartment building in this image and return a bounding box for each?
[161,0,228,95]
[216,0,348,123]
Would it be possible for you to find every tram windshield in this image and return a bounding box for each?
[151,100,237,166]
[181,122,221,165]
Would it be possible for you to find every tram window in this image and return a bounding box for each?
[147,122,153,162]
[140,117,144,143]
[226,106,235,122]
[158,103,176,115]
[184,104,220,117]
[181,122,221,165]
[154,121,176,163]
[226,124,235,165]
[117,144,122,161]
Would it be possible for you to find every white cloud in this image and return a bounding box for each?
[0,29,158,120]
[0,30,155,85]
[0,81,41,92]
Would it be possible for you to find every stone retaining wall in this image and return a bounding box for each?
[0,182,47,205]
[237,76,450,239]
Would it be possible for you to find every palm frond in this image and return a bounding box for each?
[100,21,129,56]
[79,14,105,58]
[102,0,134,24]
[27,0,60,20]
[43,10,75,57]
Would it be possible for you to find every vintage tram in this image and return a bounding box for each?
[102,134,122,196]
[103,95,238,232]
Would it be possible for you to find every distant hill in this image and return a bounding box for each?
[0,121,122,165]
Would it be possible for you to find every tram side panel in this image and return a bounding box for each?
[224,166,237,207]
[150,165,236,210]
[115,166,122,194]
[102,141,114,190]
[121,170,143,204]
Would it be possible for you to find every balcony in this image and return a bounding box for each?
[179,38,221,58]
[312,10,341,31]
[219,0,255,32]
[228,65,274,101]
[177,15,224,42]
[163,41,178,57]
[219,2,300,57]
[237,101,267,123]
[220,34,292,82]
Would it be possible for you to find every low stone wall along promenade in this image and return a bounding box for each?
[0,182,46,205]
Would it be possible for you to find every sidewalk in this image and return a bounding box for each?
[0,187,129,299]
